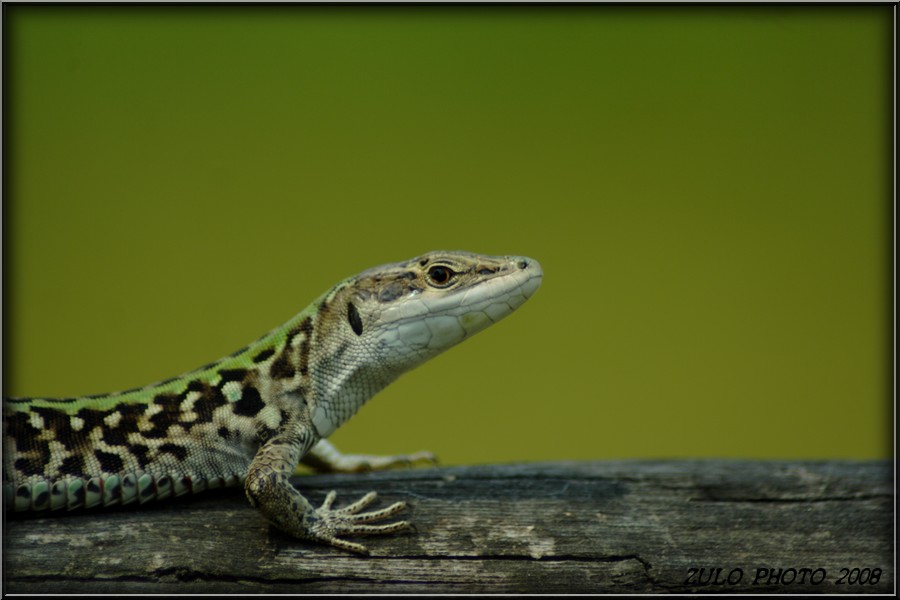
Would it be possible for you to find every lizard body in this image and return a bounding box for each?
[3,251,542,553]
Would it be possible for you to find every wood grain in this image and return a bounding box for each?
[2,460,893,593]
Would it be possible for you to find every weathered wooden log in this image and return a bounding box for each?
[1,460,893,593]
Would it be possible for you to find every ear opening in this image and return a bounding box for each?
[347,302,364,336]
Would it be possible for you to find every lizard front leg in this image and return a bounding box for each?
[244,426,412,555]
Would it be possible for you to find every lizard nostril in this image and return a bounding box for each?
[517,260,528,270]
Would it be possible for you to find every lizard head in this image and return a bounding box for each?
[351,251,541,366]
[305,250,542,436]
[315,251,542,372]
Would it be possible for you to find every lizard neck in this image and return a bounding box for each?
[262,285,402,439]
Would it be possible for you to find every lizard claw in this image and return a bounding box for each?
[309,491,413,554]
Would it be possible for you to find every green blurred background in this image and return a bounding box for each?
[4,5,892,463]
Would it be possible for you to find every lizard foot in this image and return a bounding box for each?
[302,439,439,474]
[309,490,412,554]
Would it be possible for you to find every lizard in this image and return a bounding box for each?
[3,250,542,554]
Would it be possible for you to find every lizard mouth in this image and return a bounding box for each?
[387,256,540,325]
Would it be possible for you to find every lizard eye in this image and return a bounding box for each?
[426,265,456,287]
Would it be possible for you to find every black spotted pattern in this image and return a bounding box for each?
[14,455,46,477]
[140,481,155,498]
[102,403,146,447]
[7,412,40,453]
[72,484,85,505]
[271,317,314,380]
[191,383,227,423]
[218,368,248,383]
[5,373,239,483]
[94,450,124,473]
[269,352,296,380]
[296,317,314,377]
[253,348,275,363]
[34,489,50,508]
[59,455,86,477]
[158,443,188,461]
[233,386,265,417]
[130,444,151,469]
[146,394,182,439]
[105,479,121,501]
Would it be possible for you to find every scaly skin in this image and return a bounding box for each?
[3,251,542,553]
